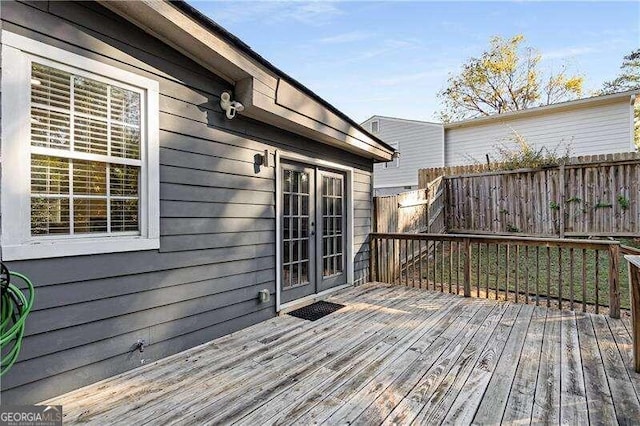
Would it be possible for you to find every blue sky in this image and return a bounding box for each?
[191,1,640,124]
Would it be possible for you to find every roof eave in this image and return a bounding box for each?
[444,90,639,130]
[98,0,394,161]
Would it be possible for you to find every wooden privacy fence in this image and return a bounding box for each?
[373,177,445,234]
[419,153,640,237]
[370,232,628,319]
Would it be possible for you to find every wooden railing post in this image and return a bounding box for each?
[625,255,640,373]
[609,244,621,319]
[369,235,377,283]
[463,238,471,297]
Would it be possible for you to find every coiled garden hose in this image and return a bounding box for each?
[1,263,35,376]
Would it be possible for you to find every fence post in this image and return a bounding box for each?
[609,244,621,319]
[464,238,471,297]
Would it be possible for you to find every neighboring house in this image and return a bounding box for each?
[361,116,443,196]
[0,1,393,403]
[365,90,637,194]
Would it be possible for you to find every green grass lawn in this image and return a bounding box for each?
[400,241,630,311]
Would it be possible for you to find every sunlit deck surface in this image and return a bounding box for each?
[46,283,640,425]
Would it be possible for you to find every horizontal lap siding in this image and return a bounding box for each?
[445,101,634,166]
[0,1,373,403]
[362,117,444,190]
[354,170,373,285]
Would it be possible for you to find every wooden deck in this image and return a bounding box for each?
[46,283,640,425]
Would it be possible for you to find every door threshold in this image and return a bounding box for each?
[278,284,352,315]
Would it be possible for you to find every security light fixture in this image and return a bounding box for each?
[220,91,245,119]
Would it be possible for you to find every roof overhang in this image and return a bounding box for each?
[98,0,394,162]
[444,90,639,130]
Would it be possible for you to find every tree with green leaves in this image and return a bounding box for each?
[438,35,584,122]
[600,49,640,94]
[600,49,640,148]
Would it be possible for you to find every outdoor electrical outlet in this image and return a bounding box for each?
[258,289,270,303]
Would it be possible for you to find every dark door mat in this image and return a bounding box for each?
[288,301,345,321]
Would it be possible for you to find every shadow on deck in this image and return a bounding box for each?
[46,282,640,425]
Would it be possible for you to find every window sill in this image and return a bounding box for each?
[1,237,160,261]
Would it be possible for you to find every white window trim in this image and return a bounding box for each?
[1,31,160,261]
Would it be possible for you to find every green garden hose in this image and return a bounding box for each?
[1,264,35,376]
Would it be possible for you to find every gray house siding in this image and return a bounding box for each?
[0,1,372,404]
[445,99,634,166]
[362,116,443,195]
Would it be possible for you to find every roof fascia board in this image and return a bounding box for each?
[99,0,393,161]
[445,90,639,130]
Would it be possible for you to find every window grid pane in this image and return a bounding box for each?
[282,169,311,288]
[322,175,344,278]
[30,62,142,237]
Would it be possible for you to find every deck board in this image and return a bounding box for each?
[44,283,640,425]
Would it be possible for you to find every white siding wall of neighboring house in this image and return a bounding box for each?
[363,116,443,194]
[445,99,634,166]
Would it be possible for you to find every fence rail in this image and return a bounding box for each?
[418,152,640,237]
[370,232,623,318]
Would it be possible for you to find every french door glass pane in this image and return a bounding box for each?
[282,168,311,288]
[322,174,344,277]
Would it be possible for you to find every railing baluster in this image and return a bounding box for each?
[449,241,453,294]
[558,247,563,310]
[505,244,510,301]
[385,238,390,284]
[418,239,423,289]
[582,249,587,313]
[404,238,409,286]
[546,246,551,308]
[411,239,416,288]
[495,244,500,300]
[476,243,481,298]
[569,247,574,311]
[440,241,445,292]
[515,245,520,304]
[595,250,600,314]
[536,246,540,306]
[485,243,490,299]
[457,241,461,295]
[426,240,431,289]
[525,246,529,304]
[464,238,471,297]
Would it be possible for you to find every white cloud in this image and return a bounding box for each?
[543,46,598,60]
[373,69,451,87]
[283,2,343,26]
[202,0,343,27]
[318,31,373,44]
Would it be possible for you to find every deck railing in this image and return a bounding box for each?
[370,232,627,319]
[626,255,640,372]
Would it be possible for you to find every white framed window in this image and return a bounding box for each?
[383,142,399,168]
[371,120,379,134]
[1,31,159,260]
